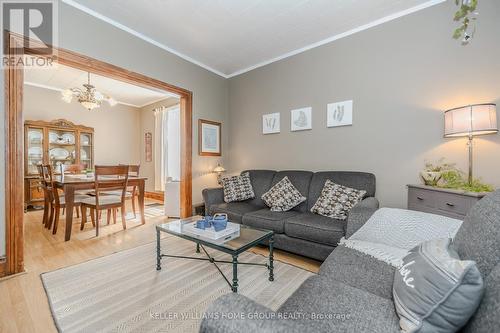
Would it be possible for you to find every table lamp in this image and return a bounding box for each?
[444,103,498,185]
[213,164,226,185]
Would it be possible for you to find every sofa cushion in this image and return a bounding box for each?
[461,263,500,333]
[453,190,500,277]
[209,202,260,224]
[241,170,276,208]
[310,180,366,219]
[320,246,395,299]
[307,171,376,210]
[393,238,484,333]
[242,208,299,234]
[261,176,306,212]
[270,171,313,212]
[284,212,345,246]
[221,172,255,203]
[278,276,400,333]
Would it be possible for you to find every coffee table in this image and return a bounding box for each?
[156,217,274,293]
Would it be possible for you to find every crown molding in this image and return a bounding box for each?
[24,81,143,108]
[62,0,445,79]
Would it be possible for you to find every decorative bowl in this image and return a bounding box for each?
[420,171,442,186]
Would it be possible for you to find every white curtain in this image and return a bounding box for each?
[154,105,181,191]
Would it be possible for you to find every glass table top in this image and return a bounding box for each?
[157,216,273,253]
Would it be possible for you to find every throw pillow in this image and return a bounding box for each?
[393,238,484,333]
[261,176,306,212]
[222,172,255,203]
[310,180,366,220]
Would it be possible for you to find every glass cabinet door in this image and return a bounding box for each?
[80,132,93,169]
[48,129,77,173]
[26,127,44,175]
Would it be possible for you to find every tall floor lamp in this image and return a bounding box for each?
[444,103,498,185]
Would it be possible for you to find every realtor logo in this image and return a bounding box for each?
[1,0,58,68]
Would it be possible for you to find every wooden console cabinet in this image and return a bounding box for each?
[407,184,487,220]
[24,119,94,209]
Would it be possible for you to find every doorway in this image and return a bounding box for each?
[3,32,193,276]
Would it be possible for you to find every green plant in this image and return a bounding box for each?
[453,0,478,43]
[440,169,494,193]
[424,158,456,172]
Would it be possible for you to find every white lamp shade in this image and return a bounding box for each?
[213,165,226,173]
[444,104,498,137]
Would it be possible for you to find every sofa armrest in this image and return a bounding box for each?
[345,197,379,238]
[202,187,224,213]
[200,294,303,333]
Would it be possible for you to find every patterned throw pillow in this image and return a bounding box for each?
[261,176,306,212]
[222,172,255,203]
[310,180,366,220]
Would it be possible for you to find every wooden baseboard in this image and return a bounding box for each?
[145,191,164,202]
[0,258,6,278]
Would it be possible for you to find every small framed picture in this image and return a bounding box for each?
[199,119,221,156]
[145,132,152,162]
[291,107,312,131]
[327,100,353,127]
[263,112,280,134]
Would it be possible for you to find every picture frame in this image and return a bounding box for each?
[198,119,221,156]
[327,100,353,127]
[145,132,152,162]
[291,107,312,131]
[262,112,280,134]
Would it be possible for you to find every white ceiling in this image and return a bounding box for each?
[24,63,178,108]
[64,0,444,78]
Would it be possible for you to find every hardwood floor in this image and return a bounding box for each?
[0,201,320,333]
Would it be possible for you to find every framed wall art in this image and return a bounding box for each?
[291,107,312,131]
[327,100,353,127]
[262,112,280,134]
[198,119,221,156]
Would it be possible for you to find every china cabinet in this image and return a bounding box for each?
[24,119,94,209]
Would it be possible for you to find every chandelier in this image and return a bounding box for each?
[61,72,117,110]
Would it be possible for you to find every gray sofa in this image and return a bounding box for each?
[200,190,500,332]
[202,170,378,261]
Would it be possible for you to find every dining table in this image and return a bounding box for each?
[53,175,148,241]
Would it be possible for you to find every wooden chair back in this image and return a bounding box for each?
[119,164,140,177]
[94,165,130,208]
[37,164,58,204]
[61,163,86,174]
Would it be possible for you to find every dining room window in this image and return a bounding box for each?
[154,104,181,191]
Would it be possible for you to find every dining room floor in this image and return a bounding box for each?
[0,199,320,333]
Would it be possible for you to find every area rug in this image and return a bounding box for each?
[41,236,314,333]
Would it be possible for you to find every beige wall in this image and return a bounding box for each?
[227,0,500,208]
[139,97,179,191]
[24,85,141,165]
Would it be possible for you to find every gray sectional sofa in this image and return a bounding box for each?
[200,190,500,333]
[202,170,378,261]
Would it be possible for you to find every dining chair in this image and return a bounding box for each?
[61,163,93,200]
[80,165,130,237]
[36,164,51,227]
[38,164,88,234]
[100,164,140,218]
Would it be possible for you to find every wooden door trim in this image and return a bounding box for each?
[4,31,193,275]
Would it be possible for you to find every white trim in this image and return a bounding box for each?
[61,0,229,78]
[137,96,179,109]
[226,0,446,78]
[62,0,445,79]
[24,81,147,108]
